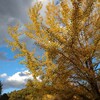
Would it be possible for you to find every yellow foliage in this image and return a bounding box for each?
[6,0,100,100]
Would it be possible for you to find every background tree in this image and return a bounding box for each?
[0,93,9,100]
[6,0,100,100]
[0,81,2,96]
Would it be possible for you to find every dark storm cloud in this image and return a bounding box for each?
[0,0,33,23]
[0,0,33,61]
[0,0,33,45]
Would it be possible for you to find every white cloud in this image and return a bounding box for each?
[1,70,42,91]
[0,73,7,78]
[7,70,33,83]
[2,70,33,90]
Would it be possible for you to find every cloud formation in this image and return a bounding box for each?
[0,0,53,61]
[0,0,33,45]
[0,0,60,60]
[1,70,33,90]
[0,73,7,78]
[0,0,34,62]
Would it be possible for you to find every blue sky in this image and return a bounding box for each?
[0,0,59,94]
[0,46,27,75]
[0,46,28,93]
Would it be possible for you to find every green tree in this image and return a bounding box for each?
[6,0,100,100]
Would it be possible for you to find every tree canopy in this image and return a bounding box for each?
[6,0,100,100]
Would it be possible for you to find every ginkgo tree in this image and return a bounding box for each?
[6,0,100,100]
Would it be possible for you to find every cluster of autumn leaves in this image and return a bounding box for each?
[6,0,100,100]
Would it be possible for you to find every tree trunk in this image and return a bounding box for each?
[87,58,100,100]
[90,80,100,100]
